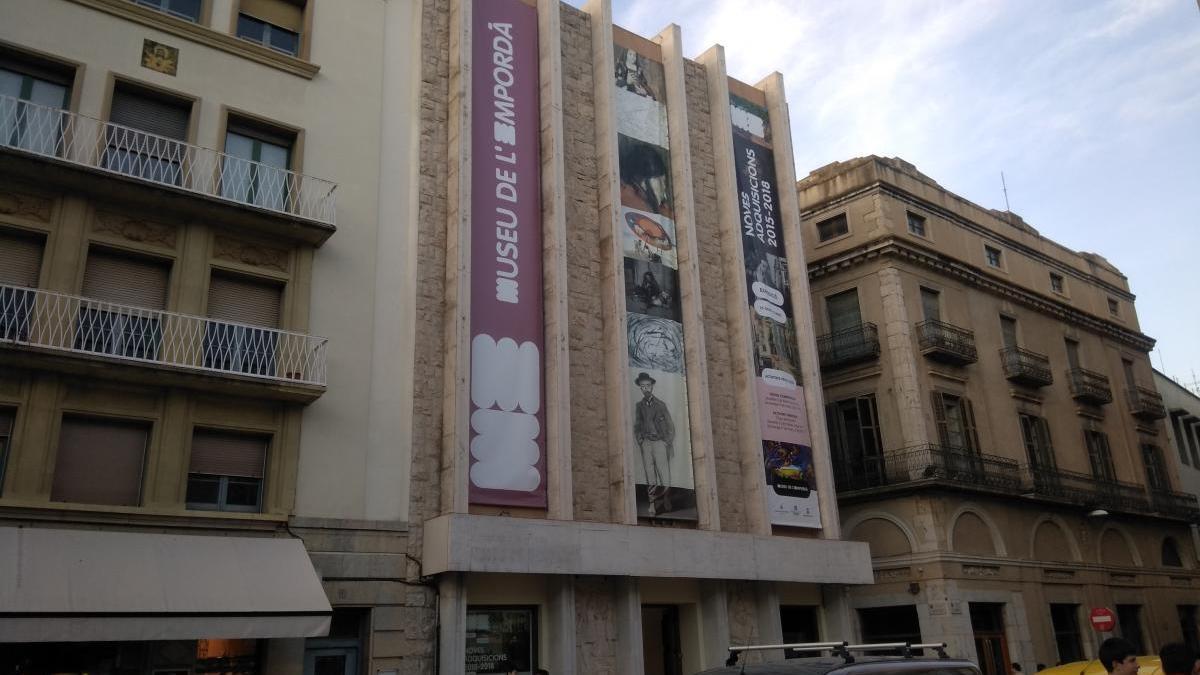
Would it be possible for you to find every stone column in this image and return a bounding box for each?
[878,266,931,449]
[438,573,468,675]
[546,576,578,675]
[700,580,732,669]
[820,584,855,642]
[755,582,785,662]
[615,577,646,675]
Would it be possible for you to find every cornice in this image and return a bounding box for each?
[803,180,1135,301]
[810,236,1156,353]
[67,0,320,80]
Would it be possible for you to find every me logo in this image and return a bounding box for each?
[470,334,541,491]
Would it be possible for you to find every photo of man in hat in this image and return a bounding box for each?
[633,371,675,515]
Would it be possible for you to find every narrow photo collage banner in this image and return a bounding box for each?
[730,94,821,528]
[614,42,697,520]
[467,0,547,508]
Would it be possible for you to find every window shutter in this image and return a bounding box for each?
[0,229,44,287]
[825,403,845,463]
[240,0,303,31]
[206,273,282,327]
[51,416,147,506]
[932,392,949,447]
[963,398,982,454]
[82,249,169,309]
[1035,417,1056,469]
[110,87,189,140]
[189,429,267,478]
[857,395,883,459]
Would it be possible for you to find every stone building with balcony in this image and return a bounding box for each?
[798,156,1200,672]
[0,0,422,672]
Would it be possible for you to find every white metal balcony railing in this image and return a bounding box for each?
[0,283,328,387]
[0,94,336,225]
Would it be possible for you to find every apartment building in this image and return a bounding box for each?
[1156,370,1200,522]
[798,156,1200,673]
[0,0,423,672]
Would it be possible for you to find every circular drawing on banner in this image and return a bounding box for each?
[628,314,684,373]
[625,210,674,253]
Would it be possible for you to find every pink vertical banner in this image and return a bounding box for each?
[468,0,546,507]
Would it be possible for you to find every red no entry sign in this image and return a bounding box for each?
[1090,607,1116,632]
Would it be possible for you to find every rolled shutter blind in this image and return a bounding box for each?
[82,249,169,309]
[189,429,267,478]
[51,416,147,506]
[0,229,44,287]
[240,0,303,32]
[206,273,282,327]
[110,87,189,140]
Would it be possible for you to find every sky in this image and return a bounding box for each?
[570,0,1200,389]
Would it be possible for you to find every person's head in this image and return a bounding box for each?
[636,372,655,398]
[1098,637,1138,675]
[535,670,550,675]
[1159,643,1199,675]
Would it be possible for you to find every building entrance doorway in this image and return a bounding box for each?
[642,605,683,675]
[970,603,1010,675]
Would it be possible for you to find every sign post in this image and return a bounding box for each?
[1090,607,1116,633]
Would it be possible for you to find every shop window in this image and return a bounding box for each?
[858,605,921,655]
[237,0,305,56]
[815,213,848,242]
[0,228,45,341]
[133,0,202,22]
[51,416,149,506]
[104,83,191,184]
[221,116,294,211]
[304,608,366,675]
[204,272,283,376]
[465,606,538,675]
[186,429,268,512]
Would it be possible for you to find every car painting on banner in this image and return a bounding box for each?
[614,38,696,520]
[729,91,821,528]
[468,0,546,508]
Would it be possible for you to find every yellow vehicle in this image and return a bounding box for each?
[1035,656,1162,675]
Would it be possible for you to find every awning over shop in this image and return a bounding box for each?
[0,526,332,642]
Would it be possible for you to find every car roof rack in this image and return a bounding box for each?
[725,641,949,667]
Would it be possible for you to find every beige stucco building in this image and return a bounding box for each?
[0,0,872,674]
[1155,370,1200,524]
[798,156,1200,673]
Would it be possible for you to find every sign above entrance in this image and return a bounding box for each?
[1089,607,1116,632]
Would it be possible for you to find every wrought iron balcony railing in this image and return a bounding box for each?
[0,283,327,386]
[1067,367,1113,405]
[1127,386,1167,421]
[1020,466,1149,514]
[915,319,978,365]
[817,322,880,370]
[1150,490,1200,521]
[833,444,1022,494]
[0,94,336,225]
[1000,346,1053,387]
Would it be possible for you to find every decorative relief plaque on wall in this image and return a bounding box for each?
[141,39,179,76]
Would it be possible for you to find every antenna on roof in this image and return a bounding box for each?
[1001,171,1012,212]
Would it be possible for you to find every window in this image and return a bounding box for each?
[132,0,202,22]
[1180,605,1200,653]
[825,289,861,333]
[1163,538,1183,567]
[0,408,12,496]
[1142,443,1169,492]
[920,287,941,322]
[1108,298,1120,316]
[1084,430,1116,482]
[781,606,820,659]
[186,429,268,512]
[466,607,538,674]
[1189,420,1200,468]
[104,83,191,185]
[221,118,294,211]
[906,211,927,237]
[1000,315,1018,350]
[933,392,981,453]
[1050,604,1083,664]
[0,56,71,155]
[815,213,849,242]
[1050,273,1064,294]
[51,416,148,506]
[1122,358,1137,390]
[236,0,305,56]
[305,609,366,675]
[1019,413,1057,471]
[75,248,170,361]
[1064,338,1081,370]
[984,245,1002,268]
[0,228,45,341]
[1171,412,1190,466]
[826,395,884,488]
[204,272,283,376]
[858,606,922,655]
[1116,604,1144,653]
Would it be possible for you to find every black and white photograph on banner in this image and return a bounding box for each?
[629,368,696,520]
[621,205,678,269]
[627,312,685,374]
[623,258,682,322]
[614,44,666,103]
[618,133,674,220]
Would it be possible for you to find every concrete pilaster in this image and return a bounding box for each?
[878,266,931,449]
[438,573,468,675]
[615,577,646,675]
[755,582,785,662]
[700,580,732,669]
[820,584,855,643]
[546,576,578,675]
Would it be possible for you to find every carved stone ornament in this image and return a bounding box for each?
[93,211,178,248]
[0,190,53,222]
[962,564,1001,577]
[213,235,289,272]
[875,567,912,581]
